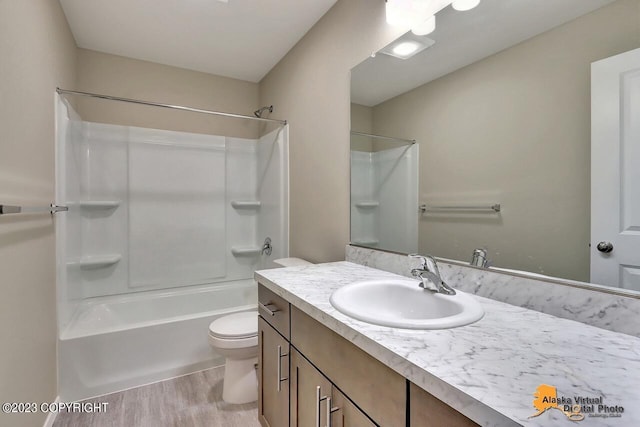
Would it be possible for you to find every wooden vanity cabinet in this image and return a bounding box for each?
[257,283,481,427]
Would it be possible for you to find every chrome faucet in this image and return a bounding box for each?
[470,248,488,268]
[409,254,456,295]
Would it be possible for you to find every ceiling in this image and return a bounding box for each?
[351,0,616,106]
[59,0,337,83]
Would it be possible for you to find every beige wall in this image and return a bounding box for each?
[76,49,261,139]
[0,1,77,426]
[350,103,374,151]
[260,0,404,263]
[350,103,373,134]
[371,0,640,281]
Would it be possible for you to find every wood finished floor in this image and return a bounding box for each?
[53,367,260,427]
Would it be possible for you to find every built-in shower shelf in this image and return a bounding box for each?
[231,200,261,210]
[68,254,122,270]
[354,201,379,208]
[352,239,379,246]
[77,201,121,210]
[231,247,262,257]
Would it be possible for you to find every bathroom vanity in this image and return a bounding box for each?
[256,262,640,427]
[257,283,476,427]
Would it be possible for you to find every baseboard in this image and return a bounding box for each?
[42,396,60,427]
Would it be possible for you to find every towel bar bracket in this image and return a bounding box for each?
[0,204,69,215]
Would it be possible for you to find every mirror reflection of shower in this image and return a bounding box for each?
[350,131,419,254]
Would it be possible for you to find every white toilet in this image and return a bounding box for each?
[208,311,259,404]
[208,257,312,404]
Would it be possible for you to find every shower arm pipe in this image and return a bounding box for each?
[56,88,287,126]
[350,131,416,145]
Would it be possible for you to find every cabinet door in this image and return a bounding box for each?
[258,317,290,427]
[291,348,333,427]
[291,307,405,426]
[330,388,376,427]
[410,383,479,427]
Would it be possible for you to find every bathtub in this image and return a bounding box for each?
[58,280,257,402]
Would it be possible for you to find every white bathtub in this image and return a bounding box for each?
[58,280,257,402]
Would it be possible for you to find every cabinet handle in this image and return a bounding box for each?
[259,301,280,316]
[276,345,288,392]
[316,386,325,427]
[316,386,340,427]
[326,397,340,427]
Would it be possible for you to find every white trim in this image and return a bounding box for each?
[42,396,60,427]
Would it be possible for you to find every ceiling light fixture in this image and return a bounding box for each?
[411,15,436,36]
[379,35,436,60]
[385,0,481,35]
[392,41,421,57]
[451,0,480,11]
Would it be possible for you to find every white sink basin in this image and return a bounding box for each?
[329,279,484,329]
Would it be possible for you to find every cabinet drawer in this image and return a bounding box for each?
[291,307,405,427]
[410,382,479,427]
[258,283,290,339]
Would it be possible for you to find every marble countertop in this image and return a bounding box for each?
[255,262,640,427]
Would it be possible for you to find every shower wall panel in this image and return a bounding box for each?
[375,145,419,254]
[225,137,260,280]
[80,122,129,298]
[257,127,289,268]
[56,98,84,330]
[351,151,379,247]
[128,128,226,289]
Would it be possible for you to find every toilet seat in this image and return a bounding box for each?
[208,311,258,349]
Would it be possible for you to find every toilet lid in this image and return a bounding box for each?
[209,311,258,339]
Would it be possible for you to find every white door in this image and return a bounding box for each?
[591,48,640,290]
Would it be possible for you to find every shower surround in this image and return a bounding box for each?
[55,96,288,401]
[350,144,418,253]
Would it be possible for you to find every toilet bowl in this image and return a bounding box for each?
[208,311,258,404]
[208,257,313,404]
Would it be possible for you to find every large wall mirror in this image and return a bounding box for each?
[350,0,640,293]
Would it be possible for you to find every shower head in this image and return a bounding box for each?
[254,105,273,118]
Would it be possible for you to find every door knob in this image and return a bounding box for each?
[596,241,614,253]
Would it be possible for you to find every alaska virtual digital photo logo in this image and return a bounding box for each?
[529,384,624,421]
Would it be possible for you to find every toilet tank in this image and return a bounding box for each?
[273,257,313,268]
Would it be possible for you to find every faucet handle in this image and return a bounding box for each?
[422,255,440,276]
[409,253,440,272]
[408,254,428,269]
